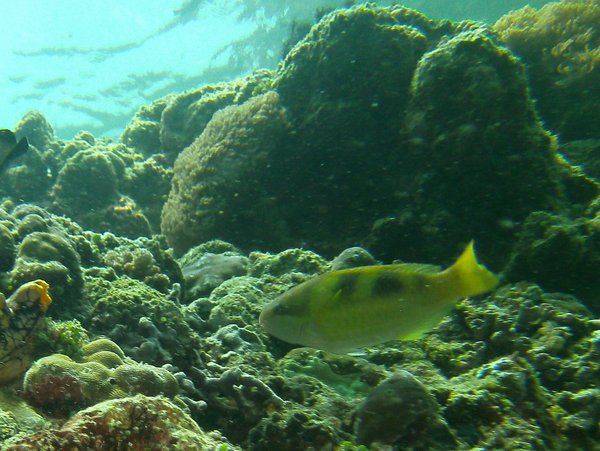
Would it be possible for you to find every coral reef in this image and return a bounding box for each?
[179,241,249,302]
[51,144,152,237]
[395,29,566,266]
[2,2,600,449]
[11,231,82,317]
[121,69,273,163]
[160,4,586,270]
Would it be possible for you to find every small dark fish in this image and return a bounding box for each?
[0,129,29,173]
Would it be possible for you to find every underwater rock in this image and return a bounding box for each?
[181,252,249,301]
[560,139,600,182]
[3,394,237,450]
[353,370,454,448]
[159,3,577,267]
[22,338,178,417]
[121,70,273,164]
[122,155,173,230]
[0,280,52,385]
[52,147,121,213]
[397,28,567,267]
[279,348,385,399]
[204,276,267,333]
[50,144,152,238]
[94,233,183,294]
[184,365,285,445]
[0,119,52,203]
[103,245,169,293]
[494,1,600,141]
[249,408,346,451]
[248,247,327,278]
[0,388,47,441]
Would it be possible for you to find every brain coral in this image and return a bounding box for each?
[22,338,178,416]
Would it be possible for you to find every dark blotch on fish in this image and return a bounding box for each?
[335,273,359,297]
[273,302,307,317]
[371,273,404,297]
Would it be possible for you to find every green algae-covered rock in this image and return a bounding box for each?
[249,248,328,278]
[120,97,170,156]
[52,147,122,213]
[85,276,199,369]
[14,110,54,151]
[0,223,15,271]
[505,211,600,311]
[160,3,580,268]
[123,155,173,229]
[389,29,566,267]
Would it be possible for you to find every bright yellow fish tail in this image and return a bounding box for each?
[447,240,499,297]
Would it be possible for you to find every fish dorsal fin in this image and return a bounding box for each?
[394,263,441,274]
[11,137,29,158]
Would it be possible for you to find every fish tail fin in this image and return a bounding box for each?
[447,240,498,297]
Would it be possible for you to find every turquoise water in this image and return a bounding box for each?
[2,0,550,139]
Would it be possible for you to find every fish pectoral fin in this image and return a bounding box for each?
[399,328,428,340]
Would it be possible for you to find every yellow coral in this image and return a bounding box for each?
[494,1,600,82]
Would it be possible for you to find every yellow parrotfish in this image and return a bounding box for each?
[259,241,498,354]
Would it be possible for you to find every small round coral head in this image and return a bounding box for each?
[31,279,52,311]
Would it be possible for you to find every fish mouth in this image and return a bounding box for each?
[258,307,270,330]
